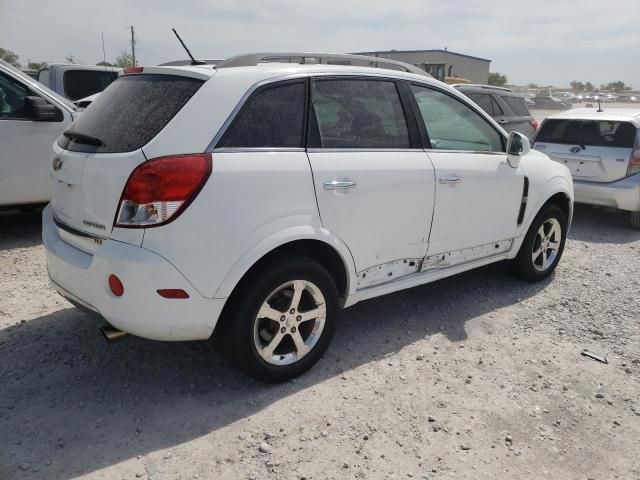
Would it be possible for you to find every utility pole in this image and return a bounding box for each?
[130,25,136,67]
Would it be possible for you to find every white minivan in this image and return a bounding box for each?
[43,53,573,382]
[0,60,77,209]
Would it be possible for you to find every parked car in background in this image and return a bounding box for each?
[37,64,120,101]
[533,108,640,228]
[531,95,572,110]
[454,84,539,137]
[0,60,78,209]
[44,53,573,382]
[617,95,639,103]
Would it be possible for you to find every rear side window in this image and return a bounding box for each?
[310,79,410,149]
[58,74,203,153]
[536,119,636,148]
[64,70,118,101]
[467,93,494,116]
[218,81,305,148]
[501,96,530,116]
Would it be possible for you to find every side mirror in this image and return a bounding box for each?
[506,131,530,168]
[25,96,61,122]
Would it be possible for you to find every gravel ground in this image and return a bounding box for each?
[1,204,639,480]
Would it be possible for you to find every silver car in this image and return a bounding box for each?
[532,108,640,228]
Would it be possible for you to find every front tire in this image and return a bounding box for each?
[222,255,338,383]
[510,204,567,282]
[630,211,640,230]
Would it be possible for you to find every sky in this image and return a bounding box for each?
[1,0,638,88]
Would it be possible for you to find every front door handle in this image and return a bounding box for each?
[324,181,357,191]
[439,176,462,184]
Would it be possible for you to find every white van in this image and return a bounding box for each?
[37,64,120,101]
[0,60,78,209]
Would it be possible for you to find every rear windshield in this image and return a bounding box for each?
[536,119,637,148]
[58,74,203,153]
[63,70,118,101]
[501,96,530,116]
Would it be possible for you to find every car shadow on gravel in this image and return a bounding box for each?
[0,263,551,479]
[569,204,640,244]
[0,209,43,251]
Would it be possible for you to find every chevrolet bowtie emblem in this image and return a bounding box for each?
[52,157,63,171]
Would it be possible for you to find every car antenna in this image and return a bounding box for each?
[172,28,206,65]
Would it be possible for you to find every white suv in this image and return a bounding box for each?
[43,53,574,382]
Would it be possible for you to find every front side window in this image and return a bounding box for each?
[0,71,30,119]
[411,85,504,152]
[310,79,410,149]
[218,81,305,148]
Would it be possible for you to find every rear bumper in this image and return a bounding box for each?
[574,174,640,212]
[42,205,226,341]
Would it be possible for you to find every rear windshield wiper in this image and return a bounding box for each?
[63,130,104,146]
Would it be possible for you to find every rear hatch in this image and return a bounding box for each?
[50,71,206,246]
[533,118,638,182]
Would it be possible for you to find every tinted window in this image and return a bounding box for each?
[58,74,203,153]
[467,93,493,116]
[501,96,530,116]
[536,119,636,148]
[311,79,410,148]
[491,97,504,116]
[64,70,118,100]
[218,81,305,148]
[411,85,504,152]
[0,71,30,119]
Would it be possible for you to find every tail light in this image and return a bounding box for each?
[627,147,640,177]
[115,154,212,228]
[529,119,539,131]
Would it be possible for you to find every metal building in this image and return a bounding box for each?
[353,49,491,83]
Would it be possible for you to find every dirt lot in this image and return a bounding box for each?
[1,204,639,480]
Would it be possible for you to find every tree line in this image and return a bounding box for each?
[0,46,135,70]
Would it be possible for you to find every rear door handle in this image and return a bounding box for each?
[324,181,357,191]
[439,176,462,184]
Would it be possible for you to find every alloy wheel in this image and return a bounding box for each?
[253,280,327,366]
[531,218,562,272]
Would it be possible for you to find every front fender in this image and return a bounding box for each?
[214,224,357,299]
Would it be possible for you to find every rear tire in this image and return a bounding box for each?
[221,254,338,383]
[510,204,567,282]
[630,211,640,230]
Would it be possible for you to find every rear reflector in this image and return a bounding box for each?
[108,274,124,297]
[124,66,144,74]
[115,153,212,228]
[157,289,190,299]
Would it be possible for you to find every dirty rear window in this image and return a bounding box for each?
[536,119,636,148]
[58,74,203,153]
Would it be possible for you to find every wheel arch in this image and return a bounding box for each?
[214,227,356,303]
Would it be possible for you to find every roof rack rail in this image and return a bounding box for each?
[451,83,512,92]
[214,52,432,78]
